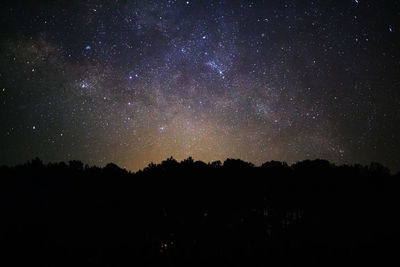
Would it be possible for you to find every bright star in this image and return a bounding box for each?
[206,60,225,78]
[80,81,88,88]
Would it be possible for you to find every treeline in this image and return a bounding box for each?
[0,157,399,266]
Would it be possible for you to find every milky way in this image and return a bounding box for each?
[1,0,399,171]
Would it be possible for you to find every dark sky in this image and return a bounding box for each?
[1,0,399,171]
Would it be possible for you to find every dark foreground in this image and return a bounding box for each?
[1,157,399,266]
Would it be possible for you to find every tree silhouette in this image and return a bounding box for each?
[0,157,399,266]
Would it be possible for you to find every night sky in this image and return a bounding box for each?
[1,0,399,172]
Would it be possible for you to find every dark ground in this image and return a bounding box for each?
[1,157,399,266]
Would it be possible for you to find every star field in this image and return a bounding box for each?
[1,0,399,171]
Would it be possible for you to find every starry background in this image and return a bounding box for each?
[1,0,399,172]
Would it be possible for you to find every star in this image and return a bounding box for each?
[80,81,89,89]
